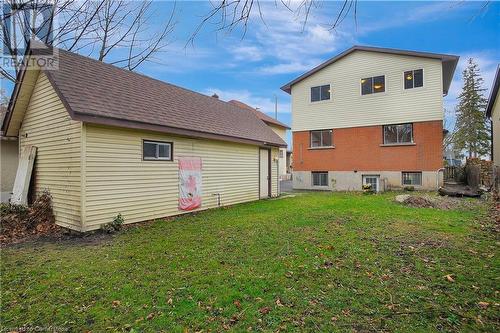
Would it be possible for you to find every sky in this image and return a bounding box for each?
[3,1,500,146]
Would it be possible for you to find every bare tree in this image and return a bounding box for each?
[1,0,176,82]
[188,0,358,43]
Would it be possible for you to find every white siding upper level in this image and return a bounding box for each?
[290,50,444,131]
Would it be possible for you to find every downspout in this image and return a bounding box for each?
[436,167,445,190]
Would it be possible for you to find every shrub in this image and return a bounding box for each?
[102,213,124,233]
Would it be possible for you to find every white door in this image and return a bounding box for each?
[363,175,380,192]
[259,149,270,198]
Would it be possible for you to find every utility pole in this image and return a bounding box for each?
[274,94,278,120]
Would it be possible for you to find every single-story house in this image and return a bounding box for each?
[0,106,18,202]
[2,43,286,231]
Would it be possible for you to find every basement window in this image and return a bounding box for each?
[361,75,385,95]
[404,69,423,89]
[312,172,328,186]
[143,140,172,161]
[402,172,422,186]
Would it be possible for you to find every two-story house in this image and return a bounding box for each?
[281,46,459,192]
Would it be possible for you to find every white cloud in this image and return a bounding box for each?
[258,59,321,75]
[202,88,291,115]
[231,45,264,62]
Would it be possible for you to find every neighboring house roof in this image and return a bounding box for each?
[280,45,459,95]
[228,100,291,129]
[486,65,500,118]
[3,42,286,148]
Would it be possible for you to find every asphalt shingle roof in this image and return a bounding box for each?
[43,47,286,147]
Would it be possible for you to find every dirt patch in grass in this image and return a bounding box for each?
[396,194,486,210]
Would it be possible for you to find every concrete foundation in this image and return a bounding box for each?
[293,170,442,191]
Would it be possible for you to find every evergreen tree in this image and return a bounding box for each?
[453,58,491,158]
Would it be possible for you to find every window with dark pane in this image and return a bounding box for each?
[311,86,321,102]
[320,85,330,100]
[312,172,328,186]
[361,76,384,95]
[402,172,422,185]
[373,76,385,93]
[383,123,413,144]
[361,77,373,95]
[404,71,413,89]
[413,69,423,88]
[311,84,330,102]
[143,140,172,160]
[143,142,157,159]
[310,130,333,147]
[404,69,423,89]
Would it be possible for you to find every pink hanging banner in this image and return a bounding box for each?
[178,157,202,211]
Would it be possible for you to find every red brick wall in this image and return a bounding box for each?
[293,120,443,172]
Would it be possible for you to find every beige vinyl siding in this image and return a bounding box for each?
[1,139,18,195]
[83,125,264,230]
[268,124,287,140]
[291,50,444,131]
[271,147,279,196]
[492,89,500,166]
[268,125,288,178]
[19,72,82,230]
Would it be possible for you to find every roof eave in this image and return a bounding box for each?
[74,112,286,148]
[486,65,500,118]
[280,45,460,95]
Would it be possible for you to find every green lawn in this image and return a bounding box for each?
[1,192,498,332]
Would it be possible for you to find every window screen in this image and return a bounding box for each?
[312,172,328,186]
[402,172,422,185]
[143,140,172,160]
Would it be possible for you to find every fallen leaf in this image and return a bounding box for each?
[275,299,284,307]
[259,306,271,315]
[167,298,173,305]
[331,316,338,322]
[381,274,391,281]
[112,300,121,308]
[444,274,455,282]
[233,300,241,309]
[146,312,155,320]
[478,302,490,309]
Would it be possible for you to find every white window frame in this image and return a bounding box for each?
[403,68,424,90]
[362,175,380,192]
[310,129,333,148]
[360,75,386,96]
[143,140,173,161]
[310,84,331,103]
[383,123,414,145]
